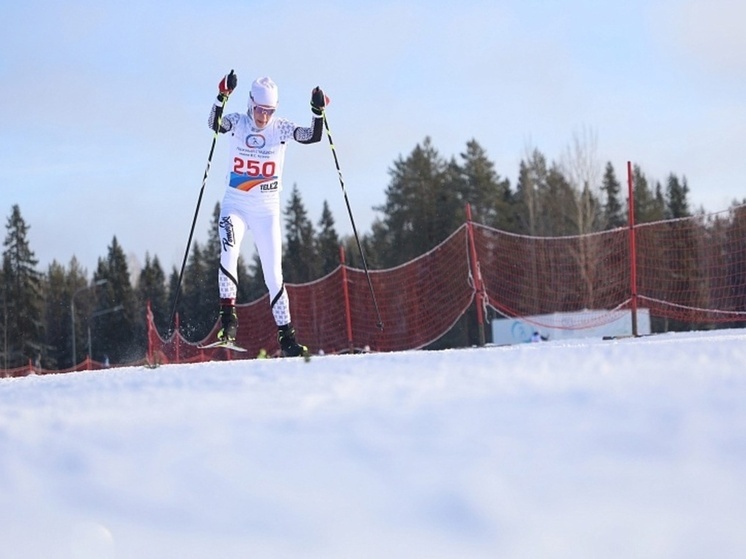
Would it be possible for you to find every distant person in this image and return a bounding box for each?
[207,71,327,357]
[530,331,546,343]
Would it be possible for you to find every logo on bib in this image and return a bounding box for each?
[246,134,266,149]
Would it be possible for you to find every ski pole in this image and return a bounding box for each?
[167,84,229,336]
[322,111,384,331]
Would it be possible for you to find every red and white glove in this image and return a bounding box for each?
[218,70,237,100]
[311,86,330,116]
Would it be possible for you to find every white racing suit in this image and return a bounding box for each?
[208,101,322,326]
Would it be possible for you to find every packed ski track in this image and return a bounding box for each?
[1,329,746,559]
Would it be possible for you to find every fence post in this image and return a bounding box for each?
[466,204,486,346]
[146,300,154,364]
[175,313,181,364]
[627,161,639,337]
[339,246,354,352]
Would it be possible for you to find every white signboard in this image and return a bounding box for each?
[491,309,651,345]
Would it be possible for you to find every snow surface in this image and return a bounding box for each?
[2,329,746,559]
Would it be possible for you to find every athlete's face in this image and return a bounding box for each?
[253,104,275,129]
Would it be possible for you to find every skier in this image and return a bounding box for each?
[208,70,327,357]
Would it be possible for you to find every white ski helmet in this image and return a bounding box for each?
[249,77,278,113]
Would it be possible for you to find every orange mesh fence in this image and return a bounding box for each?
[333,226,474,352]
[8,203,744,374]
[636,207,746,322]
[473,224,630,327]
[146,203,746,363]
[150,226,475,359]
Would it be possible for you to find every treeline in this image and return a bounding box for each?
[3,136,739,369]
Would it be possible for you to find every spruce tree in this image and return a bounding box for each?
[664,174,699,331]
[65,257,94,367]
[545,163,579,236]
[515,149,579,237]
[456,139,513,230]
[137,253,169,337]
[165,267,184,335]
[92,236,138,364]
[316,201,341,276]
[514,149,549,236]
[632,165,665,223]
[601,162,626,229]
[205,202,222,278]
[374,137,460,266]
[202,203,224,328]
[666,173,691,219]
[284,184,318,282]
[2,205,44,368]
[43,260,68,369]
[243,252,268,302]
[654,181,667,220]
[361,220,387,270]
[179,241,217,341]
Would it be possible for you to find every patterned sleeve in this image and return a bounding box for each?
[292,117,324,144]
[207,103,236,133]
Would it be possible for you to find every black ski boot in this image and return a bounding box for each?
[278,324,308,358]
[218,304,238,343]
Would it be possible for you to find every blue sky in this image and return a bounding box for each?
[2,0,745,275]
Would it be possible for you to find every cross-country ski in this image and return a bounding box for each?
[196,339,248,352]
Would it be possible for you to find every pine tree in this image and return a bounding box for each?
[360,219,387,270]
[43,260,69,369]
[601,162,626,229]
[514,149,549,236]
[284,184,318,282]
[666,173,691,219]
[233,257,252,303]
[168,267,180,317]
[545,163,579,236]
[515,149,582,237]
[243,252,268,302]
[179,241,217,341]
[663,174,700,331]
[316,201,341,276]
[433,139,514,350]
[137,253,169,337]
[205,202,222,277]
[2,205,44,368]
[654,181,666,219]
[65,257,95,367]
[456,139,513,229]
[632,165,665,223]
[341,232,379,270]
[199,203,224,329]
[373,137,460,266]
[92,236,138,364]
